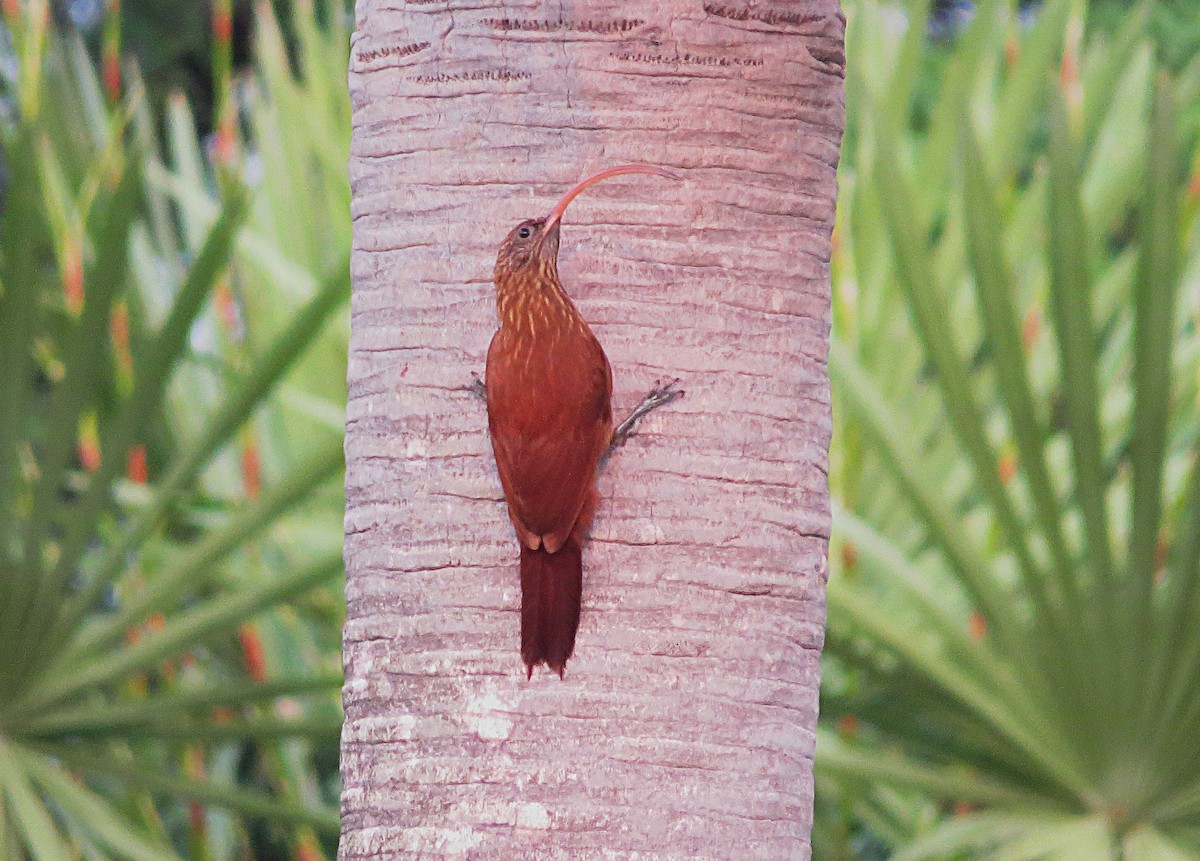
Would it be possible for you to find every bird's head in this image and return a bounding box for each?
[493,164,679,286]
[494,217,558,282]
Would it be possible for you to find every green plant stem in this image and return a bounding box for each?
[41,745,340,835]
[1128,75,1183,739]
[31,715,344,742]
[960,123,1078,613]
[13,672,342,735]
[872,132,1061,650]
[1045,94,1116,636]
[817,731,1051,809]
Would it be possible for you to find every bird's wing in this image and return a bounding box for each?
[486,330,612,552]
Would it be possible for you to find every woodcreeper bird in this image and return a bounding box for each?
[484,164,682,678]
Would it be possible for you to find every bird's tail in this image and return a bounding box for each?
[519,541,583,679]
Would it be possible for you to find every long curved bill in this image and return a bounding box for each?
[540,164,680,238]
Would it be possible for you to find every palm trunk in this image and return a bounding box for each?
[342,1,844,857]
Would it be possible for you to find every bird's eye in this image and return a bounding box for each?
[517,226,532,239]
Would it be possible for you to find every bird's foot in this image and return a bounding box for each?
[604,378,685,464]
[461,373,487,404]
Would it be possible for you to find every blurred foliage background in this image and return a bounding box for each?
[1,0,1198,859]
[820,0,1200,859]
[0,0,350,858]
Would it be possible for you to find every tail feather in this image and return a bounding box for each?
[520,541,583,678]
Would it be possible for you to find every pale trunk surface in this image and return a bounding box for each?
[342,1,843,857]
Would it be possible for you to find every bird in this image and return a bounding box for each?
[484,164,681,678]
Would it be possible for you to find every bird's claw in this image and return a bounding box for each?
[461,373,487,404]
[607,378,685,459]
[640,378,685,412]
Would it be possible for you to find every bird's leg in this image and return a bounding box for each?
[461,372,487,404]
[602,378,684,466]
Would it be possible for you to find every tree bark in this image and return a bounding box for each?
[342,1,843,858]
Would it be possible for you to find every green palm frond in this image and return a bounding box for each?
[822,1,1200,857]
[0,2,351,857]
